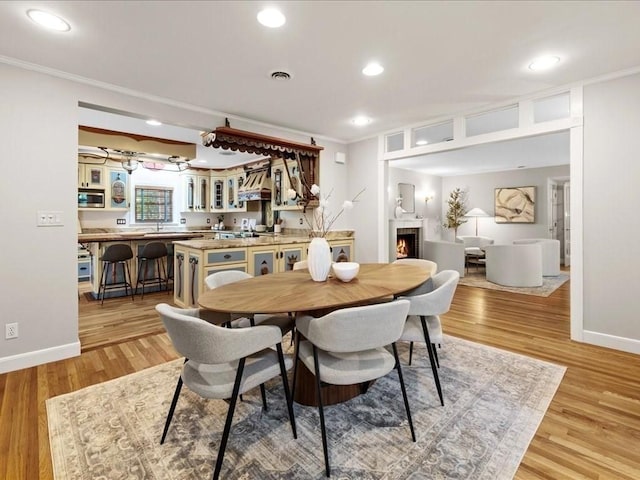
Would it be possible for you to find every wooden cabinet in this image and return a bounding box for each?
[225,168,247,212]
[248,243,307,276]
[329,239,354,262]
[106,168,129,209]
[174,246,248,308]
[271,159,303,211]
[183,171,210,212]
[210,173,226,212]
[78,163,105,188]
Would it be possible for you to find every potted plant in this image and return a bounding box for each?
[443,188,467,240]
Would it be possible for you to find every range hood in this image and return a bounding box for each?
[238,168,271,201]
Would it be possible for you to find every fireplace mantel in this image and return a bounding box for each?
[390,219,424,229]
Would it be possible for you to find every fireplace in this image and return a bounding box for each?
[396,228,419,259]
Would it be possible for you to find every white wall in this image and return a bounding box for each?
[583,72,640,349]
[388,167,442,223]
[0,64,80,371]
[441,165,570,243]
[346,137,380,262]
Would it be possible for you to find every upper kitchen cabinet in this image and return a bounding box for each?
[107,168,129,209]
[78,163,105,189]
[210,172,226,212]
[272,158,306,211]
[182,170,210,212]
[225,167,247,212]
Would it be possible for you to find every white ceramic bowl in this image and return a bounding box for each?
[332,262,360,282]
[255,224,267,232]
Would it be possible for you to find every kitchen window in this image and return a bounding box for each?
[135,186,173,223]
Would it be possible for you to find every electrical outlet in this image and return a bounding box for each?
[116,218,126,225]
[206,218,211,224]
[233,218,237,224]
[180,218,186,224]
[299,218,303,225]
[5,322,18,339]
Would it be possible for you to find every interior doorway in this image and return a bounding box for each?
[547,176,570,266]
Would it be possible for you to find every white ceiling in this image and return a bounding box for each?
[2,1,640,144]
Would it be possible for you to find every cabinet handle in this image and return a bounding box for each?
[224,254,231,259]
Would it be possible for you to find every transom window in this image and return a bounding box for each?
[135,186,173,223]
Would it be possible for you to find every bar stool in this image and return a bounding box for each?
[98,244,134,305]
[135,241,168,298]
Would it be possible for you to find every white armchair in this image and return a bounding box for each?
[456,236,495,256]
[513,238,561,276]
[423,240,465,277]
[484,244,543,287]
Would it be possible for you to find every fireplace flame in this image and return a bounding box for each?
[397,239,408,259]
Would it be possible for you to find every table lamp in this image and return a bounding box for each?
[465,207,489,235]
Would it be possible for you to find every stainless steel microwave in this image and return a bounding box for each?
[78,189,105,208]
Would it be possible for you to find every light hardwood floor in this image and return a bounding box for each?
[2,278,640,479]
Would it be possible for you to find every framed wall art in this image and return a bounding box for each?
[495,186,535,223]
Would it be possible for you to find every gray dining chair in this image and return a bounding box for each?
[292,299,414,477]
[156,303,297,480]
[396,269,460,407]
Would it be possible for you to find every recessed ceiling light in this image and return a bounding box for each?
[146,119,162,126]
[362,62,384,76]
[528,55,560,71]
[415,139,428,146]
[257,8,286,28]
[27,9,70,32]
[352,116,372,126]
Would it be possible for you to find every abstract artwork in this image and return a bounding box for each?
[495,186,535,223]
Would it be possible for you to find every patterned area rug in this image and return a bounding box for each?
[47,336,565,479]
[459,271,570,297]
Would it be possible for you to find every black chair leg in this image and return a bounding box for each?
[212,357,245,480]
[161,362,186,444]
[420,315,444,406]
[392,343,416,442]
[276,343,297,439]
[312,345,330,478]
[432,343,440,368]
[125,261,134,301]
[259,384,268,411]
[291,330,301,403]
[409,341,414,365]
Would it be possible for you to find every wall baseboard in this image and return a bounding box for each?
[582,330,640,356]
[0,341,80,374]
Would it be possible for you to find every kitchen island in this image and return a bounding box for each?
[79,231,206,300]
[172,231,354,308]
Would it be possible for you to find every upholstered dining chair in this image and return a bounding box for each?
[292,299,415,477]
[392,258,438,277]
[292,259,308,271]
[204,271,294,333]
[156,303,297,480]
[396,270,460,407]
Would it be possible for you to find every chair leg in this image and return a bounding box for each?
[161,366,185,444]
[420,315,444,406]
[99,262,108,305]
[291,330,301,403]
[276,343,297,439]
[124,261,134,301]
[212,357,245,480]
[259,384,268,411]
[432,343,440,368]
[409,341,414,365]
[392,343,416,442]
[312,345,330,478]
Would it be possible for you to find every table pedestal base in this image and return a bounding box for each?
[293,360,368,406]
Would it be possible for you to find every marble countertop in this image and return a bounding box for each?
[78,232,205,242]
[174,231,354,250]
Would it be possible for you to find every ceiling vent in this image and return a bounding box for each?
[270,71,291,81]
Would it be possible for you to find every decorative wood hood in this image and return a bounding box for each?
[79,126,197,160]
[202,123,323,205]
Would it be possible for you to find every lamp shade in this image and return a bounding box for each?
[465,207,489,217]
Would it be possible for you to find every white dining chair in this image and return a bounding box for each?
[396,270,460,406]
[156,303,297,480]
[292,299,414,477]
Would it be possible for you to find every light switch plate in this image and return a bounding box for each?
[37,210,63,227]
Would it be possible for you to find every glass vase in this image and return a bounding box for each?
[307,237,332,282]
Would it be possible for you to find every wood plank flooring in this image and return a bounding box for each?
[2,279,640,479]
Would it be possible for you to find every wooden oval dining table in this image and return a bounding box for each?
[197,262,432,405]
